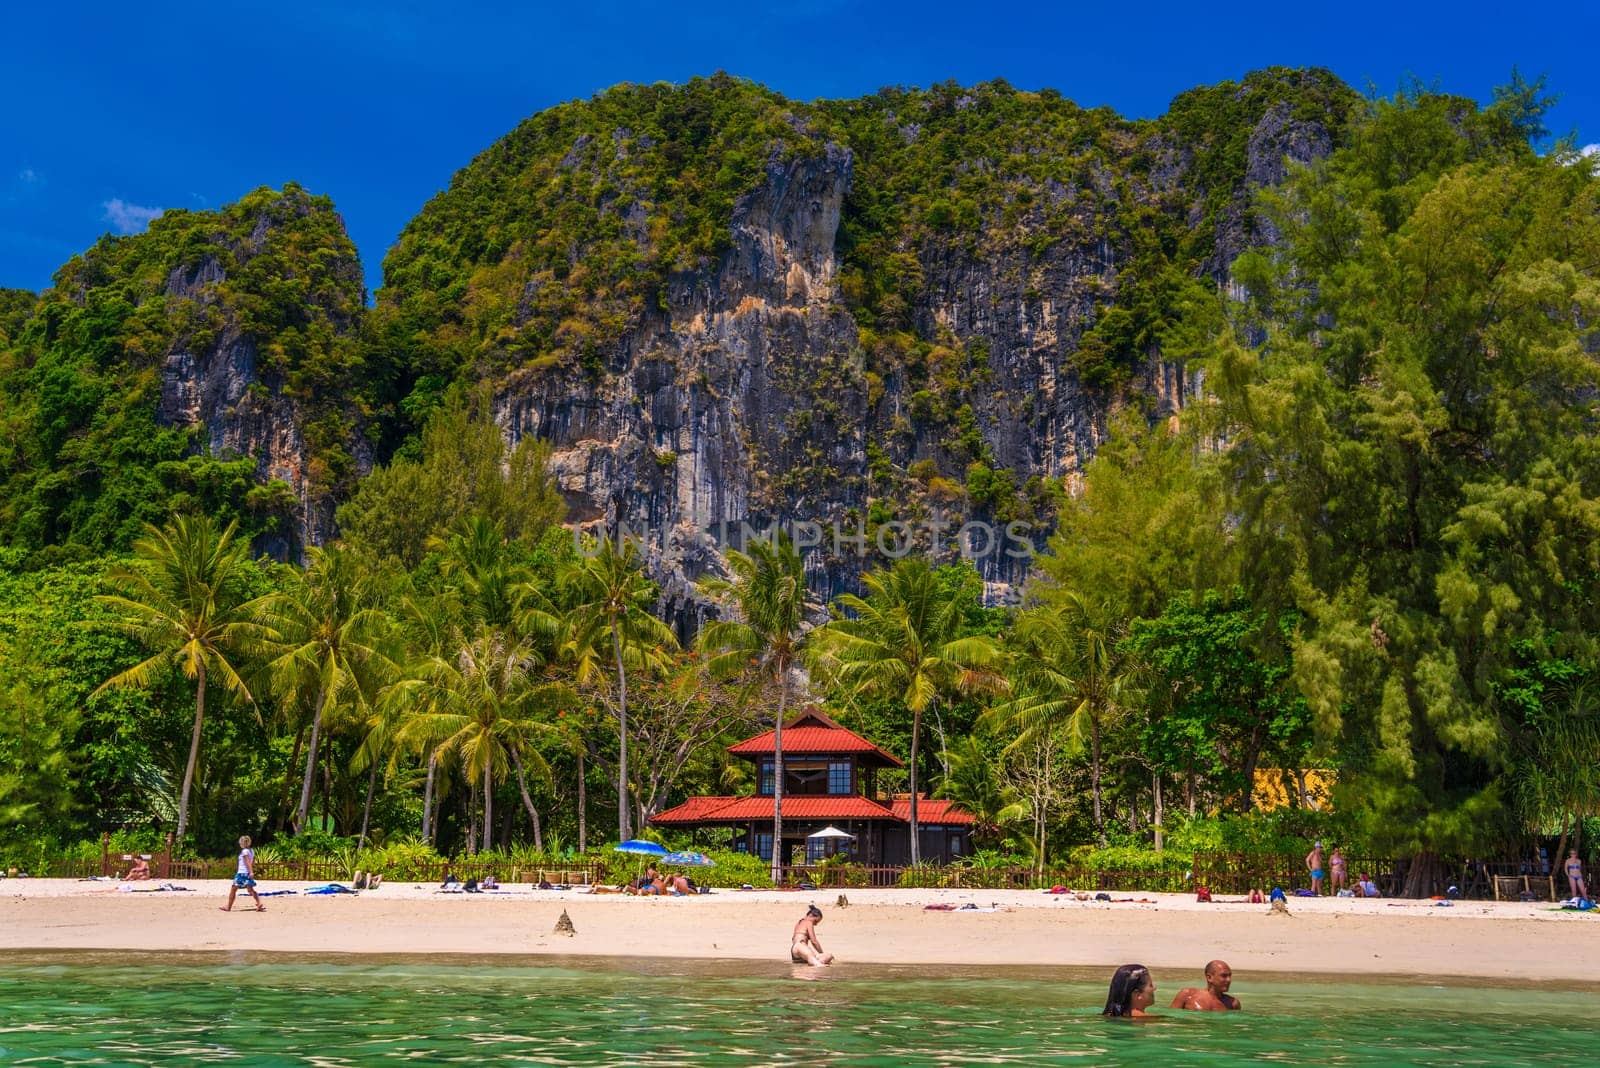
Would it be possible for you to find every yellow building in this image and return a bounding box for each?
[1251,768,1335,811]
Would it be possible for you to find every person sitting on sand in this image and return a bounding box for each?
[1248,888,1264,904]
[664,873,695,895]
[1102,963,1157,1018]
[123,855,151,881]
[221,835,264,912]
[1357,873,1380,898]
[481,873,499,890]
[1170,960,1240,1011]
[791,904,834,965]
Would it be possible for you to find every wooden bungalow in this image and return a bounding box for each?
[650,709,974,866]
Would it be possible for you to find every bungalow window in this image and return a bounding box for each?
[828,761,852,794]
[754,833,773,861]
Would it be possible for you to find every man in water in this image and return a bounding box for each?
[1563,850,1588,900]
[790,904,834,965]
[1305,841,1325,895]
[1170,960,1241,1011]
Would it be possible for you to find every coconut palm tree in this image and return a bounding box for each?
[263,546,394,833]
[698,532,815,882]
[986,595,1133,847]
[400,626,558,852]
[558,538,677,842]
[95,515,273,843]
[812,558,1001,865]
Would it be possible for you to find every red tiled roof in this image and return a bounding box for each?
[651,794,976,826]
[889,798,975,826]
[652,794,900,824]
[727,710,903,766]
[650,796,743,824]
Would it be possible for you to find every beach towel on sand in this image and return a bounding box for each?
[304,883,358,895]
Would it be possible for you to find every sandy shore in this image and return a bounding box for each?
[3,878,1596,982]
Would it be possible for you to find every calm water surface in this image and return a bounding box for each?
[1,952,1593,1066]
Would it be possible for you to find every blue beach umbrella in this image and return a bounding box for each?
[613,839,669,856]
[661,850,715,867]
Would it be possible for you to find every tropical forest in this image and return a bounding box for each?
[1,67,1596,897]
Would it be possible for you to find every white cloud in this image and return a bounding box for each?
[1582,144,1600,158]
[102,198,164,234]
[18,168,40,184]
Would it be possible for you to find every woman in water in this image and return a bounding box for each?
[1102,963,1157,1017]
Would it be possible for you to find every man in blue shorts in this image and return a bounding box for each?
[1305,841,1325,895]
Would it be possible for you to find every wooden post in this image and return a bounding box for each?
[160,833,173,879]
[101,832,110,877]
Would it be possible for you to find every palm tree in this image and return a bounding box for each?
[559,538,677,842]
[400,626,557,852]
[697,532,815,882]
[428,514,529,629]
[937,735,1027,853]
[812,558,1001,865]
[263,546,394,833]
[95,515,273,843]
[986,596,1132,847]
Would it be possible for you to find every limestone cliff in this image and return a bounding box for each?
[382,70,1356,606]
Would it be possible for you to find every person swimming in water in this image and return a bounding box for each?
[790,905,834,965]
[1170,960,1241,1011]
[1102,963,1157,1018]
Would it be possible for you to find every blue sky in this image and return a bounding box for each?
[4,1,1597,296]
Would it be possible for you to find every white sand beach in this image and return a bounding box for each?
[3,879,1596,982]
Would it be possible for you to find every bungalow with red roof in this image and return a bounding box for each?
[650,709,974,867]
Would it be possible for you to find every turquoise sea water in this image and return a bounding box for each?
[1,952,1594,1066]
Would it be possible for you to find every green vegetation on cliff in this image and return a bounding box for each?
[0,185,381,559]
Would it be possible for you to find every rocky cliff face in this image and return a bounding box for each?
[458,74,1350,611]
[493,145,866,631]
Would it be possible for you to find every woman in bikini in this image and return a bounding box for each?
[790,905,834,965]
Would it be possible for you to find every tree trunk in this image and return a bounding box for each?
[909,703,924,866]
[1553,810,1572,884]
[512,749,544,852]
[358,760,378,849]
[1153,771,1164,853]
[1186,769,1196,818]
[321,739,334,833]
[1239,726,1263,814]
[1037,734,1051,877]
[295,689,328,833]
[175,662,207,843]
[771,670,788,885]
[421,750,437,844]
[613,628,631,842]
[1090,715,1105,848]
[481,773,493,854]
[1400,851,1442,899]
[275,722,308,833]
[577,748,587,854]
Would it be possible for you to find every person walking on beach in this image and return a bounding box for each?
[222,835,264,912]
[790,905,833,965]
[1170,960,1241,1011]
[1563,850,1588,900]
[1305,841,1325,895]
[1102,964,1157,1018]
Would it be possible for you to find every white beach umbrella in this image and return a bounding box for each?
[807,825,857,840]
